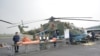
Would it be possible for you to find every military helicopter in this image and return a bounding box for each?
[0,16,100,40]
[1,16,100,44]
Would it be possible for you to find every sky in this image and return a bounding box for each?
[0,0,100,34]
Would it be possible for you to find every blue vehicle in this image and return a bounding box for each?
[69,29,88,44]
[72,34,88,43]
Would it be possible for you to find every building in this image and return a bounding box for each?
[86,25,100,34]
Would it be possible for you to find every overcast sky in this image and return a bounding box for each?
[0,0,100,34]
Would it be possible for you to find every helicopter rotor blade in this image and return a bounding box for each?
[7,16,98,28]
[57,17,92,18]
[45,16,93,21]
[7,19,47,28]
[55,18,100,22]
[7,25,19,28]
[0,20,14,24]
[46,16,100,22]
[21,20,24,26]
[23,19,46,25]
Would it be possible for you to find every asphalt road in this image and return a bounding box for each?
[0,37,100,56]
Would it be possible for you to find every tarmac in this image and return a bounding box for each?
[0,37,100,56]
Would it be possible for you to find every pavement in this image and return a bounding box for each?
[0,37,100,56]
[16,41,100,56]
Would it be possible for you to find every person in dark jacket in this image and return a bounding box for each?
[13,32,20,53]
[69,32,74,44]
[91,31,95,42]
[52,31,57,47]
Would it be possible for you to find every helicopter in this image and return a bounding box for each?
[0,16,100,41]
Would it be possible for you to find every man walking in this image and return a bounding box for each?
[13,32,20,53]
